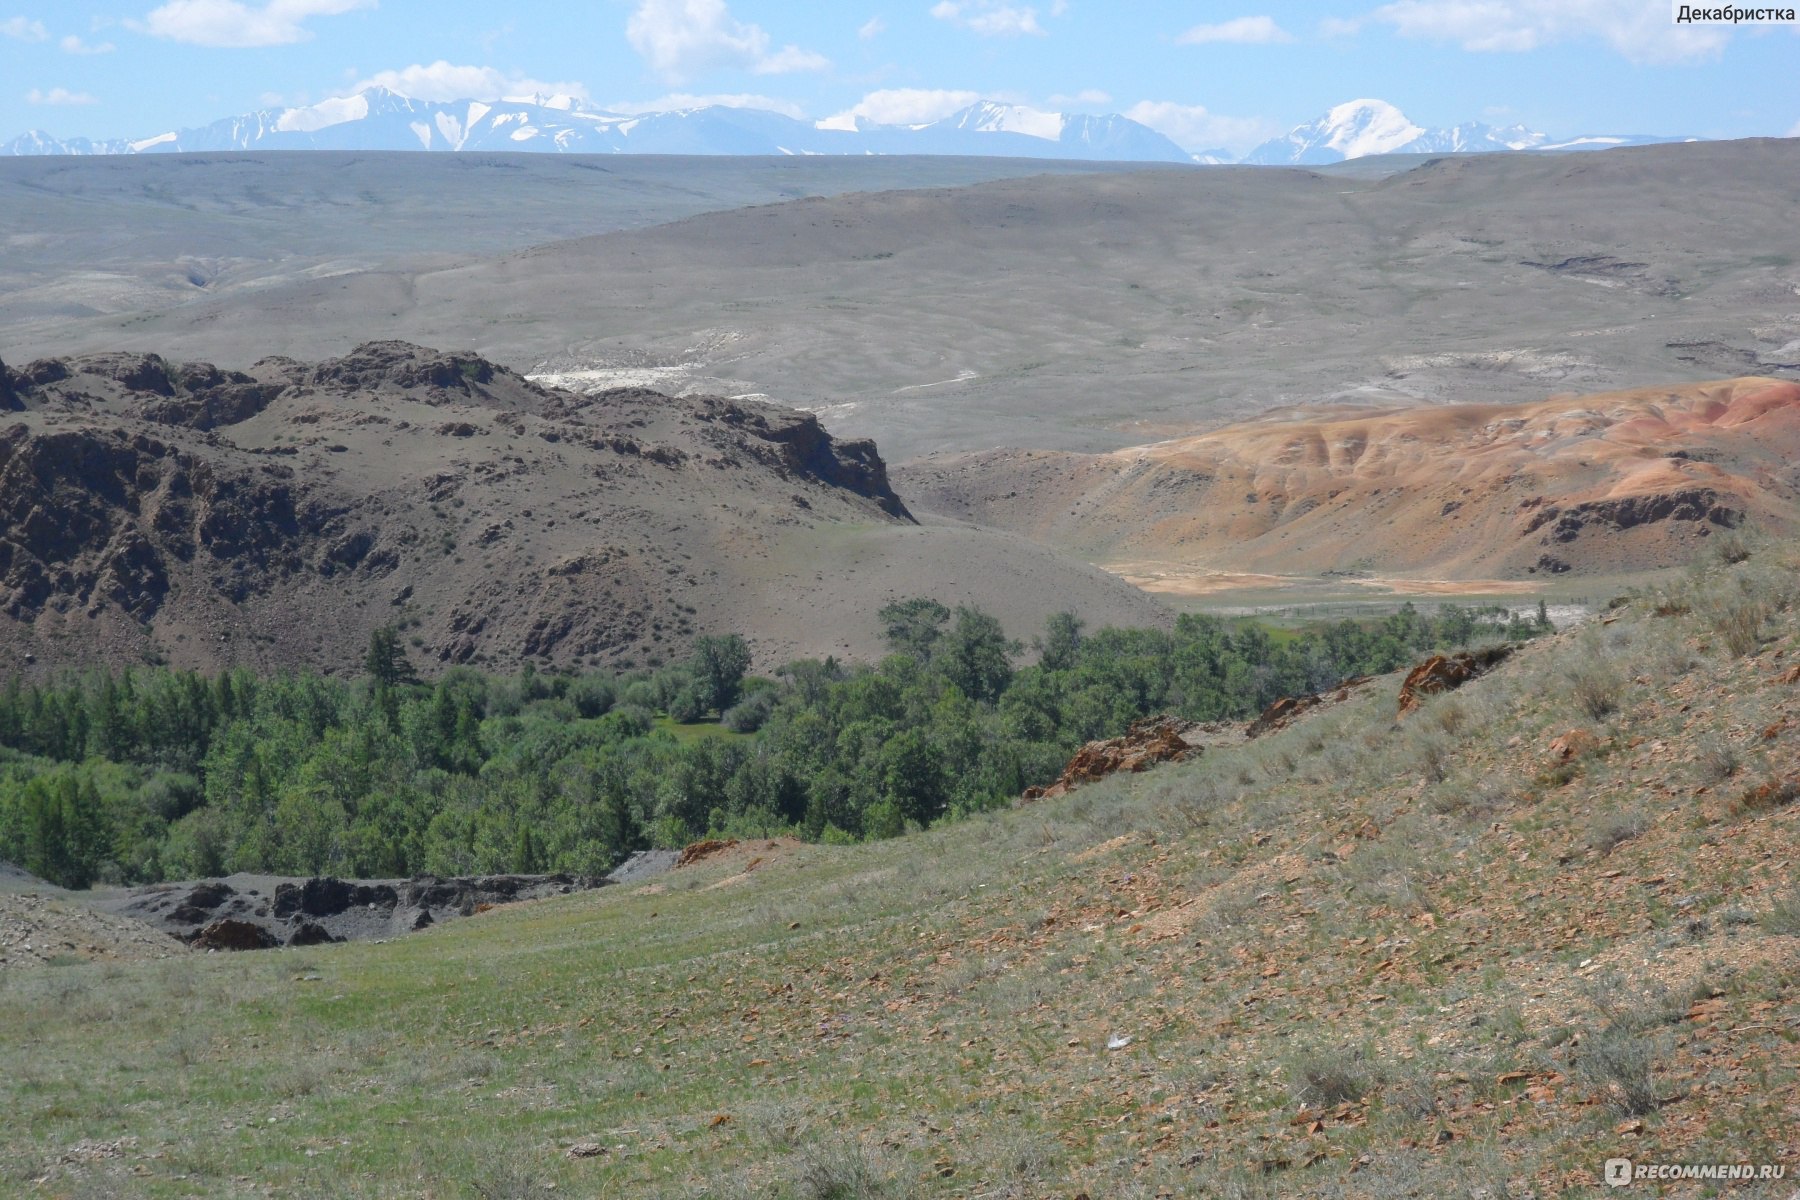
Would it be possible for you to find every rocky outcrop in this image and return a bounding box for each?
[677,839,739,868]
[1528,488,1741,544]
[1245,676,1375,739]
[109,871,609,949]
[1022,716,1199,802]
[1397,646,1514,717]
[0,422,344,621]
[0,341,950,674]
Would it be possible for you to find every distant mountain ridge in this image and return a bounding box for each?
[3,90,1703,165]
[1,88,1197,163]
[1241,98,1692,165]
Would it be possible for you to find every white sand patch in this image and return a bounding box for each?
[893,370,978,394]
[529,365,697,392]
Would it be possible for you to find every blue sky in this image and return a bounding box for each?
[3,1,1796,152]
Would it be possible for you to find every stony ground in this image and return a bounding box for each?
[0,867,187,969]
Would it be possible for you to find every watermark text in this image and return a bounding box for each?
[1605,1158,1787,1187]
[1674,4,1798,23]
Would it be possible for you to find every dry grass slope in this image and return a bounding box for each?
[3,538,1798,1198]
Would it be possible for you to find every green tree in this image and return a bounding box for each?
[364,626,418,688]
[879,729,946,828]
[1039,611,1085,672]
[688,634,752,713]
[878,598,950,662]
[938,606,1014,704]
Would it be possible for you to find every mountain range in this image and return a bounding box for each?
[3,91,1696,165]
[1,90,1196,163]
[1239,98,1692,164]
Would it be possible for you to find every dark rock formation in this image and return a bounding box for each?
[1527,488,1741,543]
[190,919,279,951]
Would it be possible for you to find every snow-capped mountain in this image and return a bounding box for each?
[1241,98,1688,165]
[1242,99,1543,164]
[2,91,1701,164]
[2,89,1196,163]
[2,128,133,155]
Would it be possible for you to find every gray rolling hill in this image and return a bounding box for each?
[7,140,1793,465]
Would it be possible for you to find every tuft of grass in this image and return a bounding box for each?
[466,1149,548,1200]
[796,1140,914,1200]
[1565,661,1623,721]
[1285,1041,1383,1107]
[1587,807,1650,856]
[1762,886,1800,936]
[1695,738,1742,784]
[1712,529,1755,566]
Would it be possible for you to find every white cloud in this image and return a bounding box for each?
[136,0,374,48]
[349,62,591,104]
[1048,88,1111,108]
[1,16,49,40]
[930,1,1046,37]
[1789,118,1800,137]
[626,0,829,82]
[27,86,99,105]
[755,43,831,74]
[1124,100,1279,155]
[821,87,981,128]
[607,92,805,118]
[60,33,115,53]
[1176,15,1294,45]
[1369,0,1730,64]
[858,15,886,39]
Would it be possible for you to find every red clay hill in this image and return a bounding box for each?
[897,377,1800,589]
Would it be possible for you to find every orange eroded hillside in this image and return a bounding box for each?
[896,377,1800,589]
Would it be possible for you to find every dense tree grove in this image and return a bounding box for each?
[0,602,1546,887]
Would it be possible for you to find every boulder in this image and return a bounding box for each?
[1548,729,1603,761]
[190,919,279,951]
[1397,647,1514,717]
[286,921,343,947]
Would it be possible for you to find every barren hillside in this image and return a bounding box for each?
[0,341,1169,677]
[10,140,1794,462]
[897,377,1800,592]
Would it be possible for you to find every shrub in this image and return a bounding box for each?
[1761,885,1800,935]
[1731,776,1799,817]
[1576,1025,1664,1117]
[796,1140,911,1200]
[568,675,617,719]
[721,690,778,733]
[1565,654,1624,721]
[1695,739,1741,784]
[1708,597,1768,658]
[666,686,706,724]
